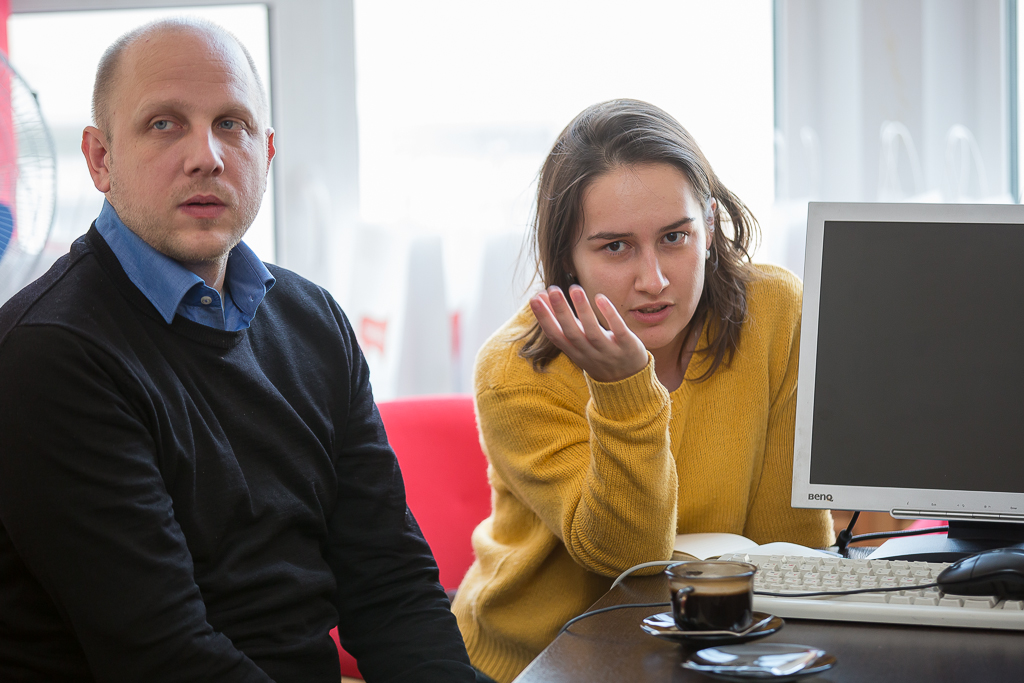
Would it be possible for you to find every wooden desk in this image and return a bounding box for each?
[513,574,1023,682]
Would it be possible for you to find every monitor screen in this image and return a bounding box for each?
[792,202,1024,522]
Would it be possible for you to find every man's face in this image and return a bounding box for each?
[88,28,274,268]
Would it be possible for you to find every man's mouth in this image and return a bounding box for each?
[179,195,227,219]
[182,194,224,207]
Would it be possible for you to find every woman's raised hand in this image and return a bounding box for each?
[530,284,649,383]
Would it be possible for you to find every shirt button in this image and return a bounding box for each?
[200,296,213,305]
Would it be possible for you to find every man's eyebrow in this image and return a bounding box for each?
[135,99,258,122]
[586,217,696,241]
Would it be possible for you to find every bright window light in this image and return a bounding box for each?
[354,0,775,298]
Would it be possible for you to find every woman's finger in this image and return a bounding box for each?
[593,293,635,342]
[530,292,567,343]
[546,286,586,342]
[568,285,611,344]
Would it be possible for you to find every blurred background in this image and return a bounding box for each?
[1,0,1019,405]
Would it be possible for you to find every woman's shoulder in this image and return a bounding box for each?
[474,303,587,397]
[745,263,803,324]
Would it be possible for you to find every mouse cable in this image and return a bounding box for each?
[559,602,671,634]
[850,525,950,544]
[609,560,679,591]
[559,582,946,634]
[755,581,940,598]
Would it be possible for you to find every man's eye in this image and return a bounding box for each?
[153,120,172,131]
[219,120,240,130]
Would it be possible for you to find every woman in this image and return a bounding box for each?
[452,99,834,683]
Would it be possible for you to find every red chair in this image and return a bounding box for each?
[332,394,492,679]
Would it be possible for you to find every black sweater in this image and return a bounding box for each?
[0,228,475,683]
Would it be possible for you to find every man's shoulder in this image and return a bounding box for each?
[257,263,353,333]
[0,234,105,340]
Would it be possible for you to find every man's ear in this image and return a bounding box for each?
[265,127,276,171]
[82,126,112,193]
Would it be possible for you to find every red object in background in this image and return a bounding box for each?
[907,519,948,533]
[1,0,9,56]
[1,0,16,230]
[358,316,387,354]
[331,394,492,679]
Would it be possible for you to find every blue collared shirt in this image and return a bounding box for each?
[94,200,275,331]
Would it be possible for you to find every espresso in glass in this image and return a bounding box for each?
[665,561,757,632]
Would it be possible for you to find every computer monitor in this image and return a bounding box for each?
[791,202,1024,560]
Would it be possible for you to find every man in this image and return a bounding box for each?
[0,18,476,683]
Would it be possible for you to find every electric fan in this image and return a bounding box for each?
[0,51,56,305]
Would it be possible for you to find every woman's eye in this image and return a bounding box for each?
[605,241,625,253]
[664,231,686,244]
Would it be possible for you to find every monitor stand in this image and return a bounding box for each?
[866,521,1024,563]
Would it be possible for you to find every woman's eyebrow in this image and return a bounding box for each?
[586,217,695,241]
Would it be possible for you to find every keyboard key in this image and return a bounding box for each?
[939,597,964,608]
[964,597,998,609]
[1000,601,1023,611]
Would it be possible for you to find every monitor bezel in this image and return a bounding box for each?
[792,201,1024,521]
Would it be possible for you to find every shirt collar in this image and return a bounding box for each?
[93,200,275,326]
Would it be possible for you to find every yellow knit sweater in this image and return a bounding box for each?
[452,265,834,683]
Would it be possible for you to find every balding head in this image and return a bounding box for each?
[92,17,269,140]
[80,16,276,288]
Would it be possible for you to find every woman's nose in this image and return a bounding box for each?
[635,251,669,294]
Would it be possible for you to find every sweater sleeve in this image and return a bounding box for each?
[742,275,835,547]
[476,350,678,577]
[0,326,273,683]
[322,307,476,683]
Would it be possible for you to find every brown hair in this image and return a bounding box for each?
[520,99,759,380]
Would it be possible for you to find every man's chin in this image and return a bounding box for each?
[158,235,244,266]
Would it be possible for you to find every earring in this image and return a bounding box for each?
[705,248,712,260]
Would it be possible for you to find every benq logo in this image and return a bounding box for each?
[808,493,834,502]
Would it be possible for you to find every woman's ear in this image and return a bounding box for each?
[706,197,718,250]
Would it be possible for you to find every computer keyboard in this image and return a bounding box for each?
[716,552,1024,630]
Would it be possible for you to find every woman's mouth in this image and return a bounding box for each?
[630,304,673,324]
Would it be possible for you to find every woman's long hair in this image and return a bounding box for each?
[519,99,759,381]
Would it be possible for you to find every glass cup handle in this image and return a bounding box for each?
[673,585,694,611]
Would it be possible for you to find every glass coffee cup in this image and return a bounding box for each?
[665,560,757,632]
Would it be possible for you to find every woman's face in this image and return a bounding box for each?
[570,163,713,365]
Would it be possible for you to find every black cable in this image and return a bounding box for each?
[559,582,946,634]
[559,601,670,634]
[850,525,949,543]
[835,511,860,557]
[755,581,940,598]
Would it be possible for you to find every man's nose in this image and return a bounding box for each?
[184,128,225,177]
[635,250,669,294]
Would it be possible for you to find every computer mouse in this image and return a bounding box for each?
[937,547,1024,600]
